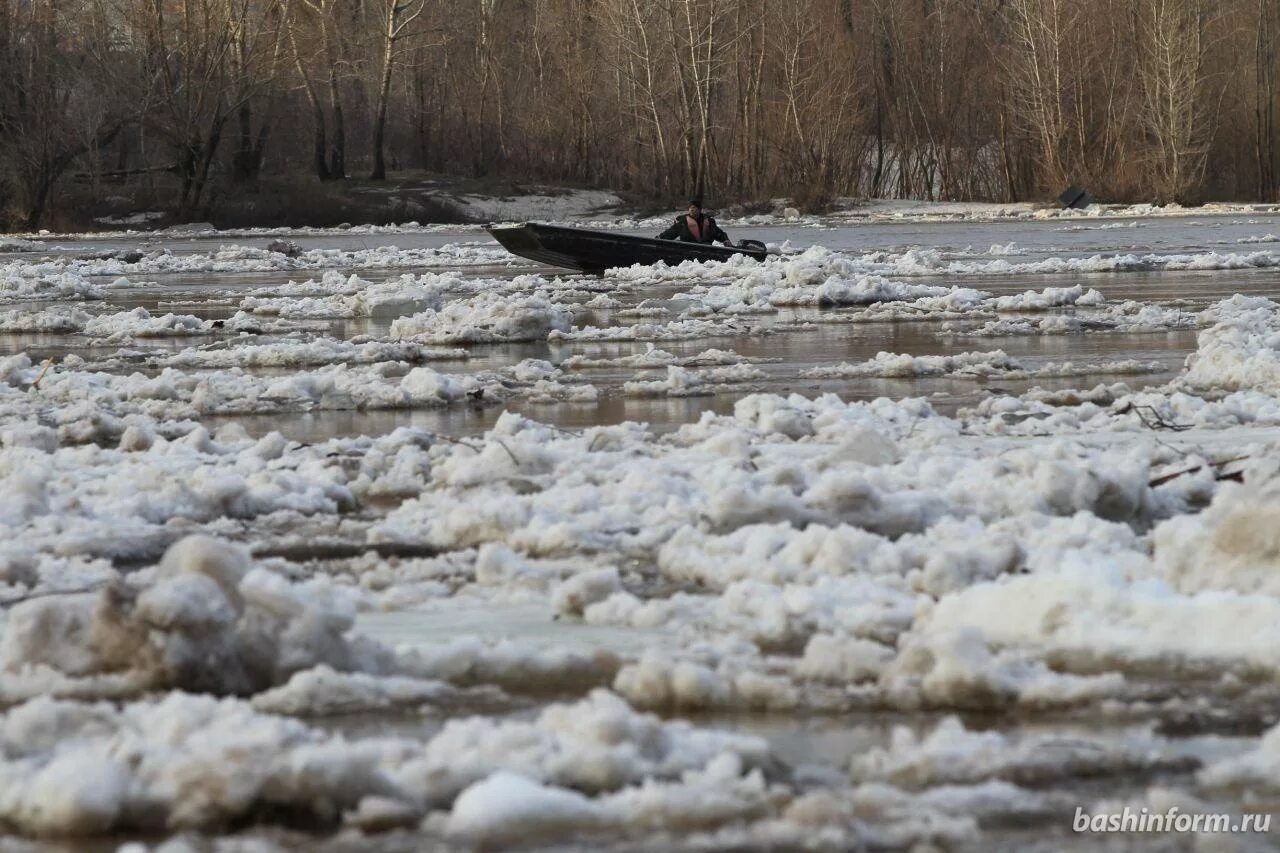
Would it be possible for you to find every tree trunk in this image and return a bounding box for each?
[370,29,396,180]
[178,143,197,214]
[328,71,346,179]
[1258,0,1278,200]
[312,105,330,181]
[413,66,432,169]
[190,120,225,215]
[25,172,53,230]
[232,101,268,183]
[288,22,329,180]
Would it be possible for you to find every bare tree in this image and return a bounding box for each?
[369,0,428,179]
[287,0,350,179]
[1135,0,1217,203]
[658,0,735,196]
[1256,0,1279,200]
[230,0,285,183]
[766,0,865,202]
[603,0,675,191]
[0,0,122,227]
[1000,0,1077,192]
[112,0,279,215]
[6,0,1280,228]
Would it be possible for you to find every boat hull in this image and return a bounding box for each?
[486,222,766,274]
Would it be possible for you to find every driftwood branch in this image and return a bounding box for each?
[1116,402,1193,431]
[1149,455,1249,488]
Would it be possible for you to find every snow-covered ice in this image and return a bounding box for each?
[390,292,572,344]
[4,208,1280,848]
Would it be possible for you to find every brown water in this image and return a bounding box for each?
[4,253,1232,441]
[6,218,1280,852]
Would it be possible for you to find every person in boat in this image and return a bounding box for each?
[659,197,732,245]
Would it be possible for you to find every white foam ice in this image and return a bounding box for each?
[0,305,92,331]
[0,306,308,339]
[0,417,441,559]
[0,355,502,420]
[949,300,1197,337]
[850,716,1181,788]
[1,536,386,699]
[989,284,1105,311]
[86,338,468,371]
[550,317,760,342]
[7,217,1280,846]
[608,245,1280,298]
[0,269,106,301]
[1200,721,1280,795]
[239,271,449,319]
[391,292,572,344]
[562,345,766,370]
[1184,295,1280,393]
[622,364,768,397]
[0,680,782,838]
[5,241,514,278]
[801,351,1164,380]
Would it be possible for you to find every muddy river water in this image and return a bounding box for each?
[4,211,1280,851]
[9,216,1267,438]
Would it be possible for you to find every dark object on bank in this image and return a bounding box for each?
[1059,186,1093,209]
[486,222,768,274]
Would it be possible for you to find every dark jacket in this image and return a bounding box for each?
[659,213,730,245]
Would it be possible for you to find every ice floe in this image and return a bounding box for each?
[391,292,572,344]
[5,216,1280,847]
[801,351,1162,380]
